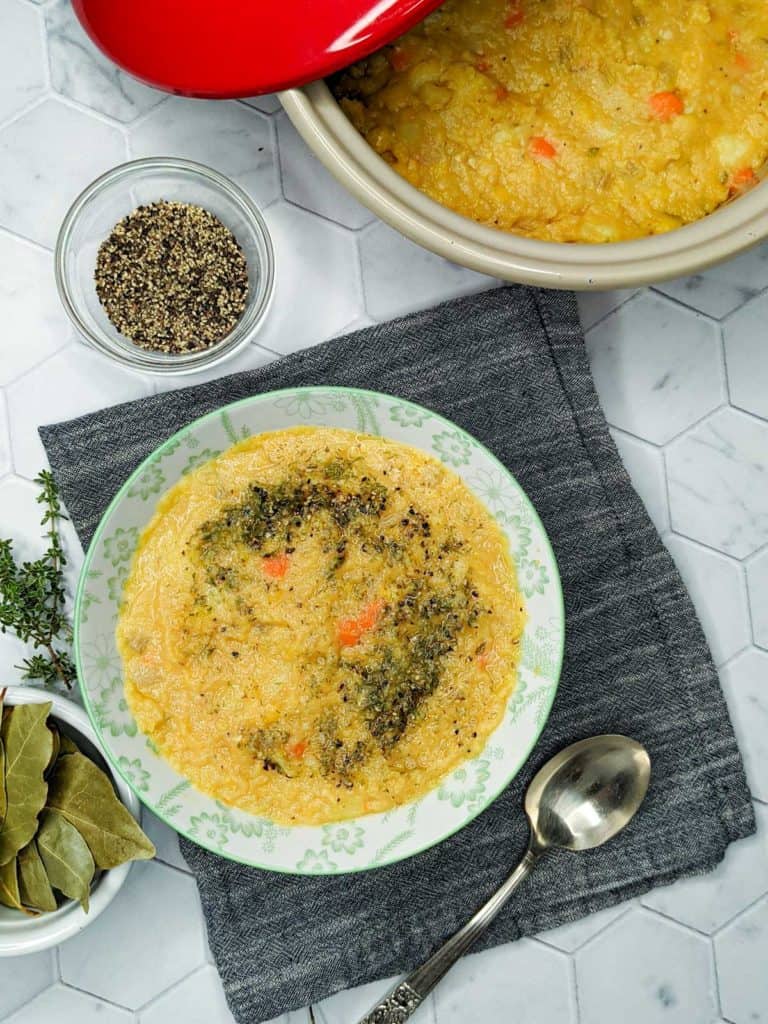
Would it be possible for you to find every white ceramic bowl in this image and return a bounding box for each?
[74,387,564,874]
[280,82,768,290]
[0,688,138,957]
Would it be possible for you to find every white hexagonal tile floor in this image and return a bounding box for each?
[666,408,768,558]
[663,535,749,666]
[654,241,768,319]
[720,649,768,803]
[59,860,208,1009]
[0,98,126,248]
[1,4,767,1023]
[585,292,724,444]
[746,548,768,651]
[0,0,46,126]
[714,896,768,1024]
[575,908,717,1024]
[129,97,279,208]
[723,291,768,420]
[45,0,164,123]
[0,233,71,387]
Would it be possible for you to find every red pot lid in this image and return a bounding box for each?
[73,0,444,99]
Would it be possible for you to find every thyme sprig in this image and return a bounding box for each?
[0,471,76,688]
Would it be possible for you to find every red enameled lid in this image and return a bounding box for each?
[73,0,444,98]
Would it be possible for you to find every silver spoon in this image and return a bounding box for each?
[357,734,651,1024]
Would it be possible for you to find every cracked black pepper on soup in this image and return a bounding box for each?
[94,200,249,354]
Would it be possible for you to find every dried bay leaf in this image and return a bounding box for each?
[0,688,5,827]
[18,839,57,913]
[0,856,28,913]
[59,733,79,756]
[47,752,155,869]
[37,810,94,912]
[0,703,53,865]
[46,725,61,778]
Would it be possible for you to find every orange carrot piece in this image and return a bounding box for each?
[477,650,491,670]
[262,553,290,579]
[495,85,510,101]
[505,6,525,27]
[390,48,411,71]
[287,740,307,759]
[649,91,684,121]
[336,599,385,647]
[475,58,490,72]
[529,136,557,159]
[734,51,751,71]
[729,167,758,196]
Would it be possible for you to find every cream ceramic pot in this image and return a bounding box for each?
[281,82,768,290]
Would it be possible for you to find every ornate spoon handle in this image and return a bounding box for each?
[357,846,540,1023]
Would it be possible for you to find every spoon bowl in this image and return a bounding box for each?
[526,734,651,853]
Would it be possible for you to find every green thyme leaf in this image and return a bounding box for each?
[0,471,76,689]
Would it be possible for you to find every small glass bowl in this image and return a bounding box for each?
[55,157,275,375]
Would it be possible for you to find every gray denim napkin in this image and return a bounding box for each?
[40,287,754,1024]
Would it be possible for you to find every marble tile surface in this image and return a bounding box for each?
[0,4,766,1023]
[584,291,724,444]
[45,0,163,123]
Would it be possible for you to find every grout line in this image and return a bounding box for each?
[710,892,768,939]
[716,322,732,405]
[568,952,582,1024]
[708,934,724,1021]
[59,978,136,1013]
[35,0,52,92]
[0,93,47,134]
[51,91,132,136]
[4,337,73,390]
[132,963,210,1014]
[0,222,54,253]
[648,285,723,326]
[580,287,641,333]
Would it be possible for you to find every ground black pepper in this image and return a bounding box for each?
[94,200,249,354]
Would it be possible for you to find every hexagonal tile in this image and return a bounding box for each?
[575,908,716,1024]
[141,808,189,873]
[720,649,768,802]
[276,112,374,229]
[610,429,669,534]
[723,292,768,419]
[60,860,207,1009]
[146,339,276,393]
[746,548,768,650]
[715,896,768,1024]
[315,976,434,1024]
[577,288,638,332]
[655,241,768,319]
[0,233,71,386]
[666,408,768,558]
[130,97,278,207]
[0,2,45,124]
[432,940,573,1024]
[360,221,496,322]
[0,390,12,479]
[0,98,125,247]
[540,902,630,953]
[0,950,54,1020]
[642,803,768,932]
[241,95,282,115]
[45,0,164,123]
[4,985,133,1024]
[663,536,749,666]
[139,965,234,1024]
[585,293,724,444]
[7,342,152,480]
[253,202,361,355]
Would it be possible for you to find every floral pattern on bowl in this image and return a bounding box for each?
[74,387,564,874]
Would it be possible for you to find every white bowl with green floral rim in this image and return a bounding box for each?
[74,387,564,874]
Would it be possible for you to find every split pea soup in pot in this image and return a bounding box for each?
[333,0,768,243]
[117,428,525,825]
